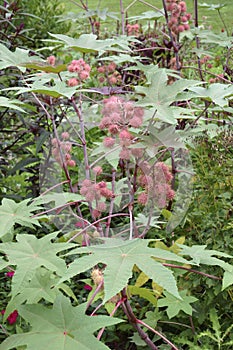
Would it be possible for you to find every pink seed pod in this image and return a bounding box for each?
[103,137,115,148]
[119,129,132,140]
[97,66,105,73]
[79,70,89,80]
[67,78,79,87]
[93,166,103,176]
[67,159,76,167]
[61,131,70,140]
[97,201,107,212]
[129,116,143,128]
[179,1,187,12]
[47,55,56,66]
[178,24,185,32]
[137,192,148,205]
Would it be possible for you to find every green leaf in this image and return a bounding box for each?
[222,268,233,290]
[135,70,200,124]
[60,239,189,301]
[0,43,43,72]
[13,80,79,99]
[128,285,158,305]
[0,232,73,299]
[178,244,233,266]
[0,96,26,113]
[0,198,42,237]
[9,157,39,175]
[157,290,198,319]
[189,84,233,107]
[22,62,67,73]
[48,33,137,54]
[5,268,59,317]
[48,33,112,53]
[38,192,83,208]
[0,295,123,350]
[129,10,163,21]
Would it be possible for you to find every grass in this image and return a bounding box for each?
[63,0,233,33]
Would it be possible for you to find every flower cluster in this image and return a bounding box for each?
[91,268,104,286]
[126,23,140,36]
[97,62,122,85]
[51,132,76,167]
[166,0,191,35]
[67,59,91,87]
[137,161,175,208]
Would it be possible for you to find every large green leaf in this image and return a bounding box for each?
[12,80,79,99]
[189,83,233,107]
[0,295,123,350]
[0,232,73,299]
[0,43,43,72]
[0,198,43,237]
[135,71,200,124]
[48,33,137,53]
[157,290,198,319]
[5,267,59,318]
[60,239,189,301]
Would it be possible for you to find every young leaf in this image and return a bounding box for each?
[157,290,198,319]
[0,198,43,238]
[60,239,189,301]
[0,295,123,350]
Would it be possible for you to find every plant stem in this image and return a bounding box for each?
[163,263,222,280]
[121,289,159,350]
[137,319,180,350]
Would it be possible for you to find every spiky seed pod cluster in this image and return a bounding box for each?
[67,59,91,86]
[97,62,122,85]
[166,0,191,35]
[51,132,76,167]
[100,96,144,161]
[137,161,175,208]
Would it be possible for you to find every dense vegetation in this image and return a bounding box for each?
[0,1,232,349]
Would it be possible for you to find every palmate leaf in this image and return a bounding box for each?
[4,267,59,318]
[0,198,43,238]
[0,295,123,350]
[60,239,189,301]
[48,33,136,53]
[0,43,43,72]
[12,80,79,99]
[0,232,73,299]
[135,70,200,124]
[157,290,198,319]
[178,244,233,290]
[189,83,233,107]
[0,96,26,113]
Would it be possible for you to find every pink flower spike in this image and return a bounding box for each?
[6,271,15,278]
[84,284,92,291]
[7,310,18,325]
